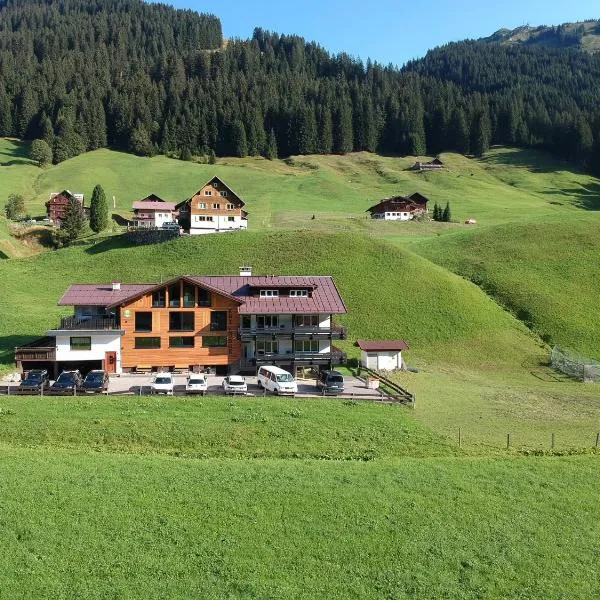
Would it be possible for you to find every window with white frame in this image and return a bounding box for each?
[295,314,319,327]
[212,203,220,209]
[204,190,212,196]
[221,191,228,197]
[226,203,235,210]
[213,181,219,187]
[259,289,279,298]
[197,202,207,209]
[256,340,279,354]
[294,339,319,353]
[289,289,308,297]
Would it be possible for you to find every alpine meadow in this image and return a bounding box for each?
[0,1,599,598]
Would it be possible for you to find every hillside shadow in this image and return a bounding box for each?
[481,147,583,174]
[540,183,600,210]
[0,335,48,367]
[86,234,134,255]
[0,139,33,166]
[112,213,131,227]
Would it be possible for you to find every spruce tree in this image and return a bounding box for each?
[29,139,53,167]
[432,202,440,221]
[265,128,278,160]
[232,120,248,157]
[89,184,108,233]
[61,196,86,242]
[442,202,451,222]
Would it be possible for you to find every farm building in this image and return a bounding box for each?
[176,176,248,234]
[45,190,87,226]
[132,194,177,228]
[355,340,409,370]
[367,193,429,221]
[410,158,444,171]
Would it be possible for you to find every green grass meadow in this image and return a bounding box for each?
[1,139,599,597]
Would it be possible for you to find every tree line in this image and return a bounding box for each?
[0,0,599,173]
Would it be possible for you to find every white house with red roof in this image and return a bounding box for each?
[132,194,177,228]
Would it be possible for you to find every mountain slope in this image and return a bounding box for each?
[483,20,600,53]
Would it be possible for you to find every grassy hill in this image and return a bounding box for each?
[413,214,600,361]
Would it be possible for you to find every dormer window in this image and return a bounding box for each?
[259,289,279,298]
[289,289,308,297]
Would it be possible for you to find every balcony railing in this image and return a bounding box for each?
[241,349,346,367]
[14,336,57,362]
[239,324,346,339]
[56,316,119,330]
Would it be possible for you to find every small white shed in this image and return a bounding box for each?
[355,340,409,371]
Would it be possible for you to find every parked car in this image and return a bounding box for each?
[152,373,174,395]
[161,221,180,230]
[81,370,109,393]
[19,369,50,392]
[222,375,247,395]
[186,373,208,395]
[316,370,345,395]
[257,366,297,395]
[50,370,82,393]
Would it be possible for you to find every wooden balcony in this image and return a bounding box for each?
[56,316,119,330]
[14,337,56,363]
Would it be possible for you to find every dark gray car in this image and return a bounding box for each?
[316,370,345,395]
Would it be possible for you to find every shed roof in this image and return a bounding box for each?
[355,340,409,351]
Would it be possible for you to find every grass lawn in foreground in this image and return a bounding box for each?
[1,448,598,599]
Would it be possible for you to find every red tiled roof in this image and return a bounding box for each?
[58,276,347,314]
[58,284,156,306]
[355,340,409,351]
[132,201,176,211]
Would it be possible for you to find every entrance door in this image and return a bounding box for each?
[104,351,117,374]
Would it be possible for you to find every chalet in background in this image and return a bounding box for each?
[176,176,248,234]
[410,158,444,171]
[132,194,177,228]
[15,267,346,377]
[46,190,87,226]
[367,192,429,221]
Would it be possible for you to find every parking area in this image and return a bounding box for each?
[107,373,386,399]
[0,374,388,400]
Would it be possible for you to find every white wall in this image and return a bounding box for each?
[189,215,248,234]
[53,332,123,373]
[361,350,402,370]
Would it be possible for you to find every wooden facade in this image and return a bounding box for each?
[118,279,242,370]
[189,177,244,219]
[46,190,85,224]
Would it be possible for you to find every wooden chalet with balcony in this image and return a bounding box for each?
[176,176,248,234]
[45,190,87,226]
[14,268,346,376]
[367,192,429,221]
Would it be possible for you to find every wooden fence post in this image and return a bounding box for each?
[458,427,462,448]
[595,432,599,449]
[551,433,555,449]
[506,433,511,450]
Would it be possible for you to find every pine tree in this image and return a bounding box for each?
[333,103,353,155]
[442,202,451,222]
[432,202,440,221]
[265,128,278,160]
[448,108,470,154]
[471,111,491,157]
[318,107,333,154]
[61,196,87,242]
[89,184,108,233]
[207,149,217,164]
[232,120,248,157]
[29,139,53,167]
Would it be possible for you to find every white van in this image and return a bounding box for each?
[257,366,298,396]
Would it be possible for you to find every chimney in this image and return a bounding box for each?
[112,281,121,291]
[239,266,252,277]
